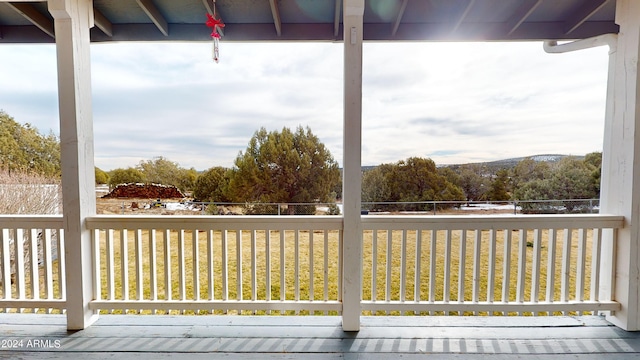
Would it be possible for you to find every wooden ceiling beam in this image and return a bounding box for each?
[269,0,282,36]
[136,0,168,36]
[451,0,475,34]
[391,0,408,37]
[93,8,112,37]
[202,0,214,15]
[565,0,610,35]
[6,2,54,38]
[504,0,542,35]
[334,0,342,37]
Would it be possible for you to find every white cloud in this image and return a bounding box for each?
[0,41,608,170]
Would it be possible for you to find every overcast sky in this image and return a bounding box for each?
[0,41,609,171]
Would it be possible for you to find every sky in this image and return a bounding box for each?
[0,40,609,171]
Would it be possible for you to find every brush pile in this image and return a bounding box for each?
[102,183,184,199]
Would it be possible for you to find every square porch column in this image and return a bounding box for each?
[601,0,640,331]
[342,0,364,332]
[48,0,98,330]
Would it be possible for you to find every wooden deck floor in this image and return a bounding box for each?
[2,314,640,359]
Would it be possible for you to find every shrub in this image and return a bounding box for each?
[0,170,61,214]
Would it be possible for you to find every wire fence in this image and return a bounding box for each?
[361,199,600,215]
[127,199,601,216]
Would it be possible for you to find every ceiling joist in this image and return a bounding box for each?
[451,0,475,34]
[136,0,168,36]
[391,0,408,37]
[334,0,342,37]
[202,0,214,15]
[565,0,610,34]
[93,8,112,37]
[504,0,542,35]
[269,0,282,36]
[6,2,54,38]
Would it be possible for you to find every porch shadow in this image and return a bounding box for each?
[2,314,640,359]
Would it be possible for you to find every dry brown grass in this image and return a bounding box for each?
[96,226,594,316]
[362,228,592,316]
[99,229,341,315]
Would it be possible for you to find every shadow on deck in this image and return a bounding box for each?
[2,314,640,359]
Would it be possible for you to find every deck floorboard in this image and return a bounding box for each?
[1,314,640,359]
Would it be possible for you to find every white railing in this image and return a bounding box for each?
[86,215,343,314]
[0,216,66,313]
[0,214,624,317]
[361,214,623,315]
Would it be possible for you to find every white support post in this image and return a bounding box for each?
[341,0,364,332]
[48,0,98,330]
[600,0,640,331]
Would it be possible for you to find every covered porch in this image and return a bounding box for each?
[2,0,640,351]
[4,314,640,358]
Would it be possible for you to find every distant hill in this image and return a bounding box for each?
[475,154,572,170]
[359,154,578,173]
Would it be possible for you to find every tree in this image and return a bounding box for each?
[548,157,598,203]
[513,157,598,213]
[584,152,602,195]
[331,174,342,201]
[137,156,180,185]
[584,152,602,169]
[437,167,461,189]
[193,166,231,202]
[513,178,554,212]
[108,167,145,189]
[136,157,198,193]
[487,169,510,201]
[178,167,198,194]
[510,157,551,193]
[227,126,340,214]
[0,111,60,177]
[457,164,491,201]
[362,164,393,209]
[390,158,435,202]
[95,167,109,185]
[362,157,464,211]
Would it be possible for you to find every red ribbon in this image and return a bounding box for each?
[206,13,225,38]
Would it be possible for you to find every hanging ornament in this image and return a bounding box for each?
[212,36,219,63]
[206,13,225,63]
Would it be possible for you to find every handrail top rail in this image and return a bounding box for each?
[0,213,623,231]
[81,213,626,231]
[0,214,63,219]
[362,213,624,230]
[86,214,344,231]
[0,214,63,228]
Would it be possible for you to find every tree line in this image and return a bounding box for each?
[361,153,600,212]
[101,127,601,213]
[0,110,602,213]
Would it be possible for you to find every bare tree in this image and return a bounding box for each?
[0,171,61,215]
[0,170,61,292]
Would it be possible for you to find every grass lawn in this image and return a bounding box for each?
[93,226,595,316]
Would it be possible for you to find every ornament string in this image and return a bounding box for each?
[205,13,225,63]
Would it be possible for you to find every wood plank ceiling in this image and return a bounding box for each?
[0,0,618,43]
